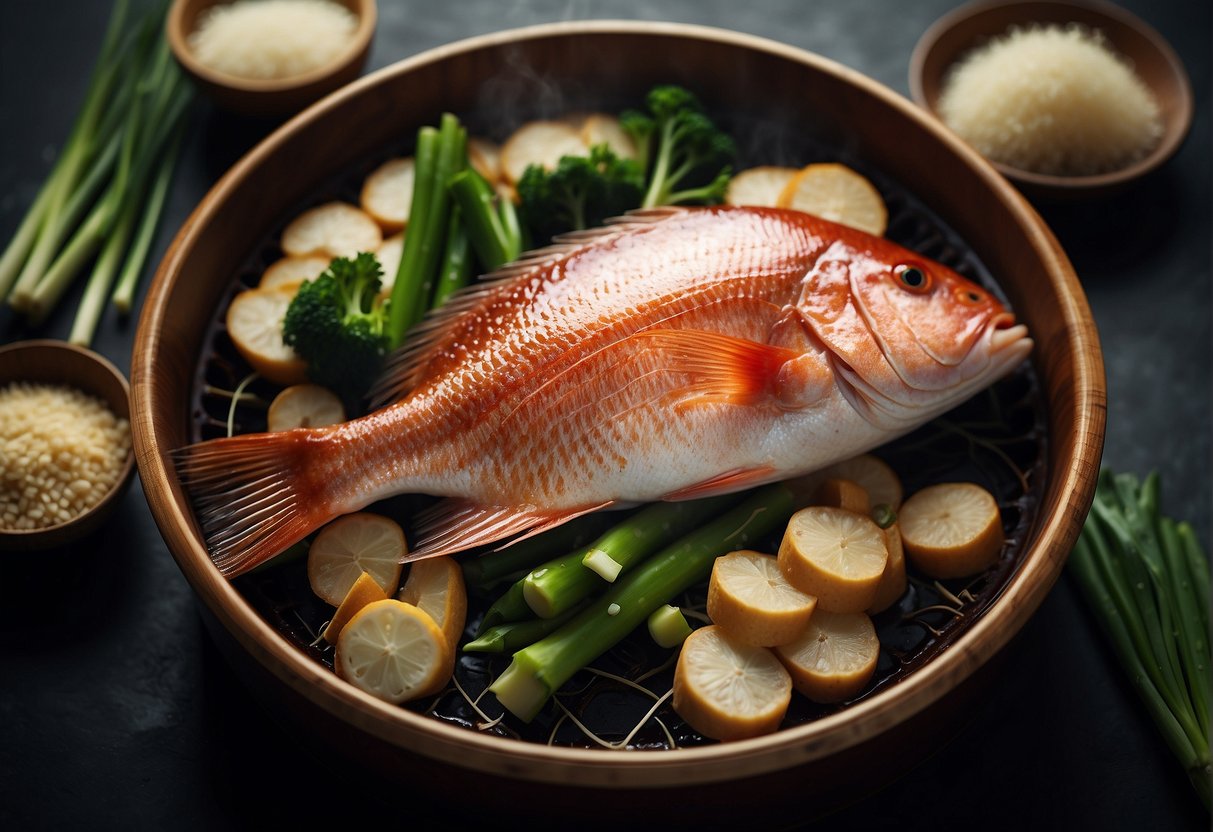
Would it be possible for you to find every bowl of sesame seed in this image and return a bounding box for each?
[0,339,135,551]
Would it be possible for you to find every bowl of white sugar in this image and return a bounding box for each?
[168,0,377,118]
[0,340,135,551]
[910,0,1192,199]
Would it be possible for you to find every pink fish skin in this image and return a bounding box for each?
[177,206,1032,576]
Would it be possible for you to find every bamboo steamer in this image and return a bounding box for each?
[131,21,1104,822]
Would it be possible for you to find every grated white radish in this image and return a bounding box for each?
[938,23,1162,176]
[189,0,358,82]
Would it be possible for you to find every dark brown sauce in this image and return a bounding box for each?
[188,109,1047,750]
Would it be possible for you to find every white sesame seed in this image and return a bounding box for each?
[0,382,130,531]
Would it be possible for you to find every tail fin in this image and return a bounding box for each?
[173,431,334,578]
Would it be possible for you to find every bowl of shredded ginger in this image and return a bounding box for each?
[911,0,1192,198]
[0,340,135,551]
[168,0,377,117]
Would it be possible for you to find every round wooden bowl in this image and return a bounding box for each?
[909,0,1193,201]
[0,339,135,551]
[167,0,377,118]
[131,21,1105,820]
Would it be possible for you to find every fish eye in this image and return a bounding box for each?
[895,264,930,292]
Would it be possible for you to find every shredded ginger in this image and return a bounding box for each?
[189,0,358,81]
[938,23,1162,176]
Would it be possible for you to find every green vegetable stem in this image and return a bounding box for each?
[1068,470,1211,810]
[523,494,740,619]
[489,482,804,722]
[621,85,735,209]
[387,114,467,347]
[430,208,473,307]
[463,604,587,654]
[475,496,735,633]
[448,168,523,273]
[1,0,192,342]
[461,511,620,591]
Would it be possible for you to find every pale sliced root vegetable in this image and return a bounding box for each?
[814,478,871,516]
[648,604,693,648]
[375,233,403,298]
[267,383,346,432]
[778,506,888,613]
[725,165,799,207]
[673,625,792,741]
[360,157,415,233]
[397,556,467,685]
[868,524,907,614]
[307,512,406,606]
[281,201,383,259]
[786,454,903,515]
[580,113,638,159]
[500,120,587,185]
[259,255,330,292]
[335,599,451,703]
[397,556,467,652]
[707,550,816,646]
[820,454,903,511]
[777,163,888,236]
[224,287,308,386]
[322,570,388,644]
[775,610,879,703]
[468,137,502,184]
[898,482,1004,579]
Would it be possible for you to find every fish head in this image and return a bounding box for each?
[798,238,1033,427]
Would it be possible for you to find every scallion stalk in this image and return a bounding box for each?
[387,114,466,346]
[448,169,521,273]
[461,512,619,591]
[490,483,805,722]
[1,0,191,340]
[110,121,185,315]
[1068,470,1211,810]
[430,207,472,307]
[522,494,740,619]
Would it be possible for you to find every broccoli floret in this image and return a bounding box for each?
[621,85,736,209]
[281,251,390,407]
[516,144,644,244]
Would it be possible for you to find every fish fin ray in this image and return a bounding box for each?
[661,466,781,501]
[404,499,614,562]
[628,328,798,407]
[173,432,335,577]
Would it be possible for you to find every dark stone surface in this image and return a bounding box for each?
[1,0,1208,828]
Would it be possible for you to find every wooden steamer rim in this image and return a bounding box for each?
[132,21,1106,788]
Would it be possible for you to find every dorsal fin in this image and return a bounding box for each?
[367,207,698,408]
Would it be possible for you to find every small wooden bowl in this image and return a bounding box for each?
[167,0,377,118]
[910,0,1193,200]
[0,340,135,552]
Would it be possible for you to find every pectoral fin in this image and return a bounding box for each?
[630,328,832,412]
[627,328,798,409]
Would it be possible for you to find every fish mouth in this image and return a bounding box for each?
[987,313,1032,357]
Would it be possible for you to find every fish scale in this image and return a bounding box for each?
[177,205,1031,577]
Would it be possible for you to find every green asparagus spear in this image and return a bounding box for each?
[523,495,739,619]
[490,482,804,722]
